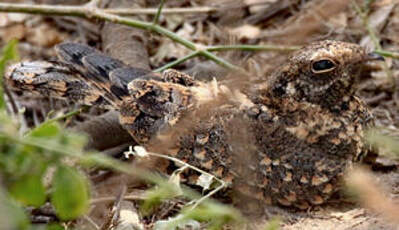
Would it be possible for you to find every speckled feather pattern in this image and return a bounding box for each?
[5,40,376,209]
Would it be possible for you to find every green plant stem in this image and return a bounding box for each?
[145,151,228,187]
[91,194,147,204]
[352,0,395,89]
[0,3,214,16]
[105,6,217,15]
[0,2,239,71]
[152,0,166,25]
[0,133,156,182]
[25,109,82,137]
[154,51,200,72]
[155,43,399,72]
[186,183,226,210]
[365,21,381,50]
[375,50,399,59]
[145,150,230,209]
[44,108,82,124]
[155,44,301,72]
[0,3,87,16]
[147,24,239,70]
[197,50,241,70]
[126,146,230,207]
[0,133,214,203]
[352,1,380,48]
[1,1,397,77]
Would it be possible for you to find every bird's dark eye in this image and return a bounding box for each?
[311,59,336,73]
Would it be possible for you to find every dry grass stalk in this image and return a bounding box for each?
[345,166,399,225]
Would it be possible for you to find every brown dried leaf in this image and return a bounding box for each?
[260,0,351,44]
[0,24,26,42]
[27,24,67,47]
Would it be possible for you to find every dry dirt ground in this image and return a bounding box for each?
[1,0,399,229]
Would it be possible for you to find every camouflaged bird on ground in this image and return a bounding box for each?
[5,40,384,209]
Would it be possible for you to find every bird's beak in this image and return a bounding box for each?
[365,52,385,61]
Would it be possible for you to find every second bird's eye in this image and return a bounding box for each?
[311,59,336,73]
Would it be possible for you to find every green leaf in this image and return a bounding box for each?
[62,131,88,151]
[0,192,30,230]
[263,217,280,230]
[45,223,65,230]
[366,129,399,157]
[51,165,90,220]
[9,173,46,207]
[0,39,19,76]
[182,202,243,230]
[153,214,200,230]
[141,182,182,216]
[27,223,65,230]
[28,123,61,138]
[3,145,48,179]
[0,39,19,108]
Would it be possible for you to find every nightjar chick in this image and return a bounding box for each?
[5,40,384,209]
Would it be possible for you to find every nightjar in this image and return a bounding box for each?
[5,40,384,209]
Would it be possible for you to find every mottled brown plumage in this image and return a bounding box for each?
[5,40,383,209]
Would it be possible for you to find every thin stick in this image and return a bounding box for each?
[105,184,127,230]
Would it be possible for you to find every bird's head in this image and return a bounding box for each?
[267,40,384,108]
